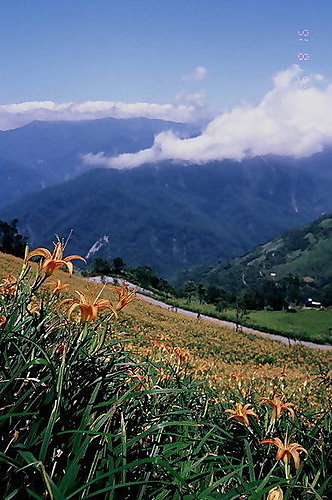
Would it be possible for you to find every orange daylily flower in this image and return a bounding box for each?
[27,298,42,315]
[0,274,18,296]
[172,345,190,364]
[125,368,147,391]
[194,364,210,375]
[25,239,86,277]
[151,334,172,352]
[0,315,7,326]
[224,403,258,427]
[230,371,248,382]
[58,290,116,323]
[260,437,307,469]
[258,396,296,420]
[47,279,69,295]
[109,284,139,317]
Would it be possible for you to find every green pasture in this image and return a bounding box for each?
[247,308,332,344]
[163,296,332,344]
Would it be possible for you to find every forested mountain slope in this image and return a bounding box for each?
[2,156,331,277]
[184,215,332,302]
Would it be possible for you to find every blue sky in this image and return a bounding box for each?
[1,0,331,164]
[0,0,331,110]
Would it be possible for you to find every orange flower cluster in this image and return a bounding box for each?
[260,437,307,469]
[150,335,190,366]
[109,284,139,318]
[59,290,116,323]
[172,346,190,364]
[223,395,307,470]
[23,242,138,324]
[57,284,140,324]
[27,298,43,315]
[0,274,18,296]
[224,394,297,427]
[25,239,86,277]
[258,396,296,421]
[117,295,331,404]
[47,279,69,295]
[225,403,258,427]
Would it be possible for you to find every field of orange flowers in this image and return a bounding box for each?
[1,250,331,412]
[0,246,331,498]
[115,300,332,411]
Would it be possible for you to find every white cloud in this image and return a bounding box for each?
[0,100,200,130]
[181,66,208,81]
[84,65,332,169]
[175,90,207,108]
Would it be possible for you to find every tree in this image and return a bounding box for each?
[234,297,249,332]
[92,257,112,276]
[184,281,197,302]
[280,275,301,306]
[112,257,126,274]
[0,219,27,258]
[205,285,222,304]
[322,284,332,306]
[197,283,206,304]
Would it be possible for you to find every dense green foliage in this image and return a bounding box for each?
[0,218,27,258]
[1,263,331,498]
[84,257,177,295]
[184,215,332,306]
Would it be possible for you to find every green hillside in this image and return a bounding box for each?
[185,214,332,304]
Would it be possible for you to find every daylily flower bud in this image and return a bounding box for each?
[267,486,283,500]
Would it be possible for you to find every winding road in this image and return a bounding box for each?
[88,277,332,351]
[138,294,332,351]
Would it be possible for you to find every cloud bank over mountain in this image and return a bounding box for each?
[0,100,199,130]
[84,66,332,169]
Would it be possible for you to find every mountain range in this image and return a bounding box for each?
[1,152,332,278]
[0,117,332,279]
[0,117,195,208]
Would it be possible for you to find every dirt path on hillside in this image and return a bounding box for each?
[138,294,332,351]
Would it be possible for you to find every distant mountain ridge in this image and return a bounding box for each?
[0,117,195,207]
[1,154,332,278]
[0,157,48,207]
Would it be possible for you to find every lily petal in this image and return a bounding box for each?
[64,255,87,264]
[26,248,52,261]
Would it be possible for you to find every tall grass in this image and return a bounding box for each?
[0,261,331,499]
